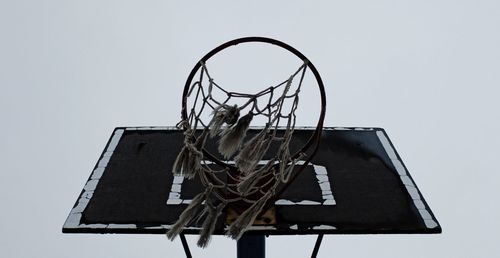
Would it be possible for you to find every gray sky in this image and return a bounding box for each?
[1,1,499,257]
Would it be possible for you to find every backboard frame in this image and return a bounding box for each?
[63,126,441,235]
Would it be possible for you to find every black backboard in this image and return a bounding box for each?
[63,127,440,235]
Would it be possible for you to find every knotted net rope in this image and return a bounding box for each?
[167,61,308,247]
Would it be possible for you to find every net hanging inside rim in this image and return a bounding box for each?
[167,37,327,247]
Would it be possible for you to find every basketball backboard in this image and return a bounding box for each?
[63,126,440,235]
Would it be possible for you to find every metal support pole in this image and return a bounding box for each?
[311,234,324,258]
[179,234,192,258]
[237,235,265,258]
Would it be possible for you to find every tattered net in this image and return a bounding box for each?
[166,38,325,247]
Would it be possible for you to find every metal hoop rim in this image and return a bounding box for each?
[181,36,326,170]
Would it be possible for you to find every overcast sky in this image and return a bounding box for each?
[1,1,499,257]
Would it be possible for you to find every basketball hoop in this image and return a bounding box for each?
[167,37,326,247]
